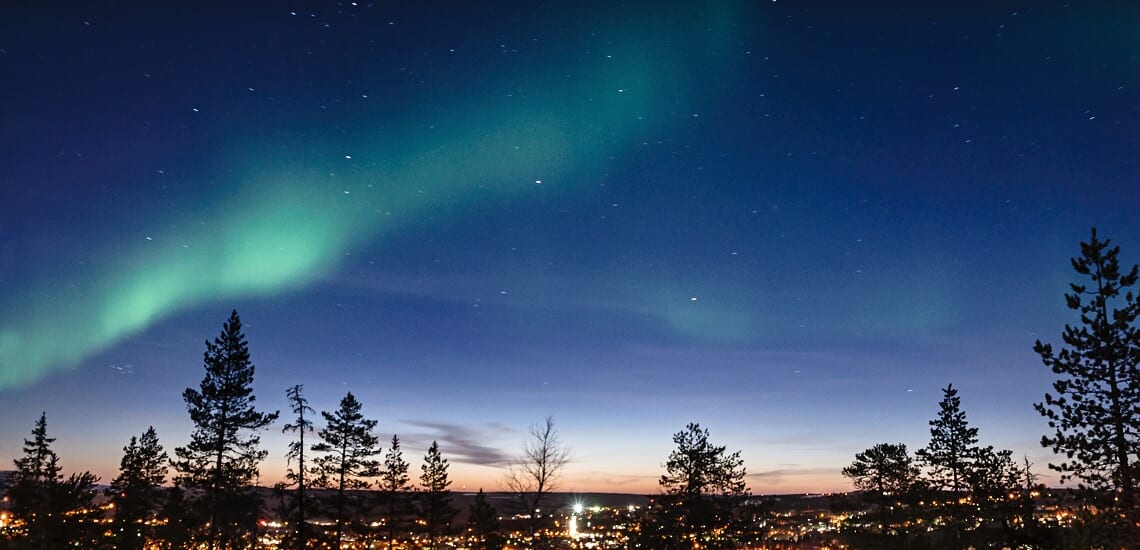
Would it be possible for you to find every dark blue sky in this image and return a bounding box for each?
[1,1,1137,493]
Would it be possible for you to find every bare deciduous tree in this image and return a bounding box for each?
[503,416,570,548]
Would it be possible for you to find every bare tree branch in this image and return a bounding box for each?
[503,416,570,548]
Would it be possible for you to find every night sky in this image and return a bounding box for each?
[1,1,1137,495]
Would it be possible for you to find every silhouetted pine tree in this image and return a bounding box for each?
[155,485,196,550]
[843,443,921,496]
[9,412,102,550]
[467,489,504,550]
[172,310,279,550]
[418,441,458,550]
[639,423,749,550]
[9,412,60,550]
[380,434,412,550]
[55,470,104,548]
[841,442,923,549]
[312,391,381,548]
[280,384,315,550]
[1034,228,1140,533]
[109,426,169,550]
[916,384,983,547]
[966,446,1024,547]
[917,385,979,495]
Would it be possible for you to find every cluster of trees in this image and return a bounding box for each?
[0,311,507,550]
[629,229,1140,550]
[628,229,1140,550]
[841,384,1042,548]
[0,314,759,550]
[4,412,103,548]
[3,414,752,550]
[839,229,1140,549]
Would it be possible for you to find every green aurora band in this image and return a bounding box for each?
[0,5,748,389]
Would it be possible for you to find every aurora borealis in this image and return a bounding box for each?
[1,2,1138,494]
[0,3,740,389]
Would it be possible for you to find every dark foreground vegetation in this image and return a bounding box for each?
[2,229,1137,549]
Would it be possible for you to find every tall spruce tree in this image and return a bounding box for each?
[280,385,315,550]
[10,412,60,550]
[380,435,411,550]
[109,426,169,550]
[917,384,979,495]
[1034,229,1140,517]
[418,441,458,550]
[916,384,983,546]
[312,391,381,548]
[173,310,279,550]
[9,413,102,550]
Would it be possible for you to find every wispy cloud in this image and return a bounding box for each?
[400,420,514,467]
[748,467,838,484]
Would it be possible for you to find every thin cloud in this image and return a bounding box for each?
[400,420,513,467]
[748,467,838,483]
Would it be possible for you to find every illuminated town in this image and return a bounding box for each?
[0,482,1101,549]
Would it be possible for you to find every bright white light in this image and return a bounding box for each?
[573,503,584,514]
